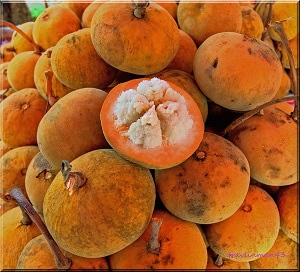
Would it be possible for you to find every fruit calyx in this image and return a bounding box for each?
[147,217,163,255]
[8,188,72,269]
[132,0,150,19]
[61,160,87,196]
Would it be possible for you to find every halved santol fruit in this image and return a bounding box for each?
[100,77,205,169]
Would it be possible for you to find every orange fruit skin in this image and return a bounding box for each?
[193,32,283,111]
[32,4,81,51]
[203,185,280,262]
[43,149,156,258]
[0,207,41,270]
[228,104,297,186]
[177,3,242,46]
[276,182,299,243]
[109,209,208,269]
[0,88,47,148]
[91,2,180,75]
[155,132,250,224]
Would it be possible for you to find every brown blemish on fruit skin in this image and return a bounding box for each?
[161,254,175,265]
[66,35,79,44]
[186,192,211,217]
[229,153,249,174]
[220,178,231,188]
[267,165,281,179]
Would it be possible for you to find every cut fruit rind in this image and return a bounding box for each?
[100,78,204,169]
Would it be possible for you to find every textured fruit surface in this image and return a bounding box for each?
[37,88,110,169]
[43,149,156,258]
[228,104,297,186]
[91,2,179,75]
[203,185,280,262]
[193,32,283,111]
[155,132,250,224]
[109,209,208,269]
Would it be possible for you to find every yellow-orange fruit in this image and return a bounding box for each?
[91,1,180,75]
[0,206,41,270]
[43,149,156,258]
[0,42,15,64]
[249,230,298,269]
[155,132,250,224]
[0,139,12,158]
[149,69,208,122]
[240,6,264,39]
[203,185,280,262]
[25,152,59,217]
[177,3,242,45]
[109,209,208,269]
[32,4,81,51]
[0,62,10,90]
[153,1,178,20]
[17,234,109,269]
[206,247,250,270]
[0,88,47,148]
[279,35,299,69]
[272,68,291,99]
[165,29,197,75]
[37,88,110,170]
[34,47,74,103]
[81,2,103,28]
[11,22,35,54]
[62,1,92,19]
[228,104,297,186]
[51,28,118,90]
[276,182,299,243]
[0,145,39,198]
[6,51,40,91]
[193,32,283,111]
[268,2,298,42]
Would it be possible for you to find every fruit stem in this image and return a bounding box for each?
[261,3,273,41]
[132,0,149,19]
[45,69,58,108]
[61,160,87,196]
[147,217,163,255]
[221,95,299,137]
[269,19,298,121]
[8,188,72,270]
[0,88,10,102]
[0,20,43,55]
[0,192,32,225]
[214,254,224,267]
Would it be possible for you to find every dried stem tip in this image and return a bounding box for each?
[132,0,149,19]
[214,254,224,267]
[61,160,87,196]
[269,19,298,121]
[9,188,71,269]
[147,217,163,255]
